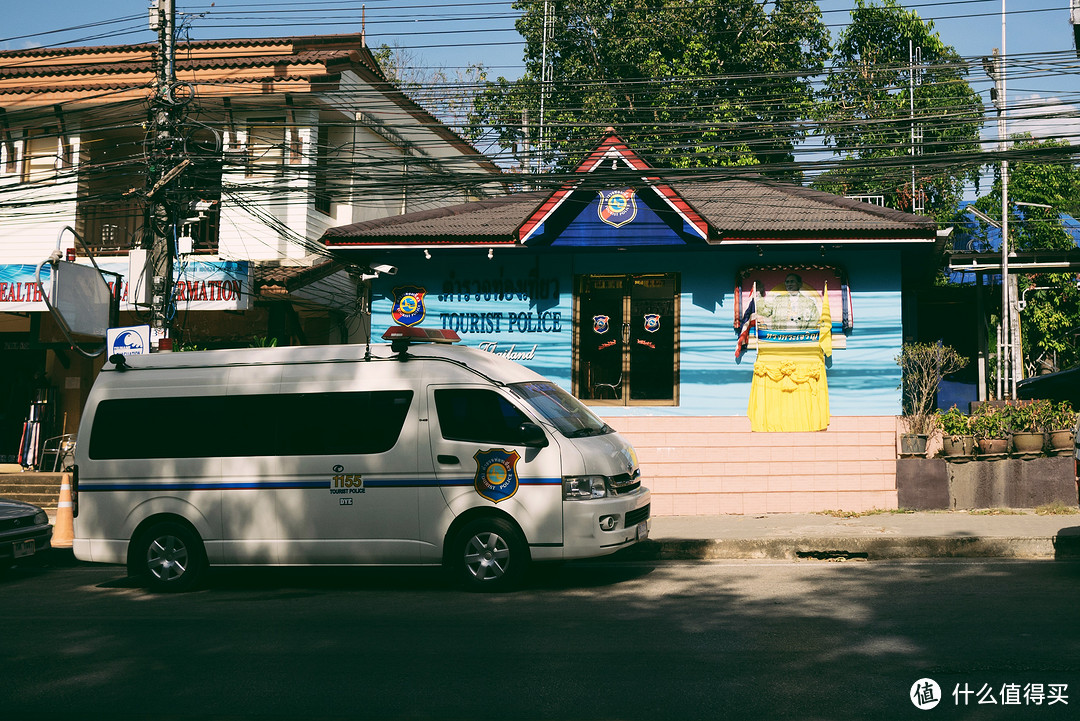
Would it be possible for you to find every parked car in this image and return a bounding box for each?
[1016,365,1080,407]
[0,498,52,570]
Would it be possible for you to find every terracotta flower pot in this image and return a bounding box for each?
[942,435,976,457]
[976,438,1008,457]
[899,434,928,456]
[1048,429,1076,455]
[1011,431,1045,455]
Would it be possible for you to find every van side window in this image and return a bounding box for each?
[434,389,530,445]
[87,390,413,459]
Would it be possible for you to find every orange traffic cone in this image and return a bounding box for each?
[53,474,74,548]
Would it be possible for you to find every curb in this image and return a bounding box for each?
[618,536,1080,561]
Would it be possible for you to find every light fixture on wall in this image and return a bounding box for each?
[487,248,494,260]
[757,245,763,257]
[423,249,431,260]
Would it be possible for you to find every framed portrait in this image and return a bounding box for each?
[734,265,851,350]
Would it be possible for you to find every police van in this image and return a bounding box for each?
[72,327,650,591]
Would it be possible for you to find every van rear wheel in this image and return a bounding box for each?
[130,521,207,593]
[454,517,528,591]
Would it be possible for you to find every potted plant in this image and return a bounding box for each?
[895,342,969,457]
[899,412,939,456]
[1010,399,1050,455]
[971,403,1010,457]
[1044,400,1078,455]
[937,406,975,458]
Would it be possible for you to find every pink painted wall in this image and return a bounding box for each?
[605,415,901,515]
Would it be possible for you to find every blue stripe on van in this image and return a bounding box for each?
[78,478,563,492]
[79,481,331,492]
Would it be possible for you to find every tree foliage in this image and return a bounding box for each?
[372,43,488,141]
[813,0,983,219]
[469,0,830,175]
[972,137,1080,373]
[896,341,969,435]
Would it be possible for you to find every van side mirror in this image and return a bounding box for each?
[519,422,549,448]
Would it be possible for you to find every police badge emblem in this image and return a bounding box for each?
[597,189,637,228]
[593,314,610,334]
[643,314,661,333]
[473,448,521,503]
[391,285,426,327]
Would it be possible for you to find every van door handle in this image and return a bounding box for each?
[437,455,459,465]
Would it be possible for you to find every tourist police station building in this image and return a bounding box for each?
[324,132,945,515]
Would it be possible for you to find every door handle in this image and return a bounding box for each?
[437,454,459,465]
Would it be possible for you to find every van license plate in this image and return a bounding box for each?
[636,521,649,541]
[13,540,35,558]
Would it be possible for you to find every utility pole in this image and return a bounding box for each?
[147,0,181,347]
[538,0,553,173]
[982,10,1013,399]
[909,40,923,214]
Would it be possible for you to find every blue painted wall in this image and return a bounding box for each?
[372,247,903,417]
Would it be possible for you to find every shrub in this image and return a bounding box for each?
[1044,401,1078,431]
[1010,399,1052,434]
[937,406,971,436]
[971,404,1011,439]
[895,342,969,436]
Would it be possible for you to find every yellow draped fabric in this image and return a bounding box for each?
[748,347,830,432]
[819,282,832,358]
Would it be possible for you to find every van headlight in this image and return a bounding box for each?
[563,475,608,500]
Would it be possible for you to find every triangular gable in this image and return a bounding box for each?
[517,129,710,245]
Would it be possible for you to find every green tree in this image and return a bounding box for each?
[470,0,830,174]
[372,43,488,141]
[813,0,983,220]
[971,137,1080,373]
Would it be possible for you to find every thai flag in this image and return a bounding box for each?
[736,284,756,358]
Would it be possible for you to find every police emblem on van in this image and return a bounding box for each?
[391,285,426,327]
[473,449,521,503]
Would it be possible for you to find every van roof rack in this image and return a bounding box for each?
[382,326,461,354]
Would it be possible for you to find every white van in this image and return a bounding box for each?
[72,327,650,591]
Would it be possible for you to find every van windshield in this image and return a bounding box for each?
[509,381,614,438]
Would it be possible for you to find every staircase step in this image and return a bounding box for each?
[1,493,58,507]
[0,483,60,496]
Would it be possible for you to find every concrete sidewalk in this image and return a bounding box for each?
[40,508,1080,563]
[631,510,1080,561]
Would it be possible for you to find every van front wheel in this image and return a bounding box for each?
[130,521,207,592]
[454,517,528,591]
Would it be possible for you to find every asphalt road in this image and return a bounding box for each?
[2,555,1079,721]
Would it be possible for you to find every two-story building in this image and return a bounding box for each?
[0,33,501,464]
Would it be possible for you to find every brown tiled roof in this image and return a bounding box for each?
[322,192,550,246]
[253,259,342,293]
[0,33,492,167]
[678,179,936,238]
[321,179,938,247]
[0,34,379,107]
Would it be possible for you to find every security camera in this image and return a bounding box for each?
[372,264,398,276]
